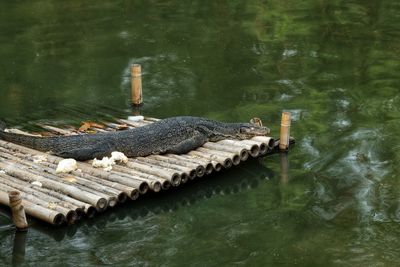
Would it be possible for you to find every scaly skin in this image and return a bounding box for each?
[0,116,270,161]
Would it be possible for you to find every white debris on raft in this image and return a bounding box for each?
[111,151,128,164]
[92,157,115,171]
[0,169,5,174]
[31,181,43,187]
[56,159,78,173]
[127,115,144,121]
[33,155,47,163]
[92,151,128,171]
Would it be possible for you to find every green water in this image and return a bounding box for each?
[1,0,400,266]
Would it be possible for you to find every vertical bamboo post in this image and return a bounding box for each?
[8,191,28,231]
[130,64,143,106]
[279,112,291,150]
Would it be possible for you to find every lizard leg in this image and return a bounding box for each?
[164,132,207,154]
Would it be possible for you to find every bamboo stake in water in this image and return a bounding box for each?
[8,191,28,231]
[131,64,143,106]
[279,112,291,150]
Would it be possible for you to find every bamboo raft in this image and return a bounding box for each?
[0,117,289,226]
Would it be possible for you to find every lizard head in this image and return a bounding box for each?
[236,123,270,139]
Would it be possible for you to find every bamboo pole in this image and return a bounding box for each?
[0,171,96,218]
[131,64,143,106]
[0,143,150,195]
[110,164,171,190]
[36,124,78,136]
[216,139,260,157]
[0,190,65,225]
[195,147,241,165]
[0,152,119,207]
[68,162,149,195]
[250,136,275,149]
[202,142,249,161]
[0,174,84,220]
[8,191,28,230]
[0,161,108,211]
[136,157,197,180]
[0,143,148,196]
[0,151,124,206]
[188,150,233,169]
[149,155,206,177]
[117,119,148,128]
[125,160,182,186]
[167,154,216,174]
[279,112,291,150]
[240,140,268,155]
[1,182,77,225]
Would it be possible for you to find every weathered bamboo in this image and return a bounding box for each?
[202,142,249,161]
[149,155,206,177]
[1,182,77,225]
[37,124,77,136]
[5,129,41,137]
[0,170,96,218]
[167,154,216,174]
[240,140,268,155]
[0,161,108,211]
[29,185,96,218]
[136,157,197,180]
[0,152,120,207]
[0,151,126,205]
[195,147,241,165]
[70,162,149,195]
[216,139,260,157]
[250,136,275,149]
[143,117,160,122]
[130,64,143,106]
[125,160,182,185]
[8,191,28,230]
[188,150,233,169]
[0,174,84,221]
[110,164,171,190]
[279,112,291,150]
[118,119,148,128]
[0,190,65,225]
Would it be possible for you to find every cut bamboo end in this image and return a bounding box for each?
[130,64,143,106]
[279,112,291,150]
[8,191,28,231]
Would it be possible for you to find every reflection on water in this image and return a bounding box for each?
[0,0,400,266]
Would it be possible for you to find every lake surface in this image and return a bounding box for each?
[1,0,400,266]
